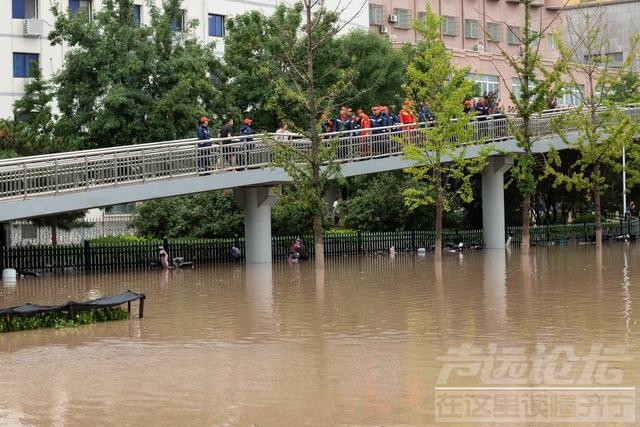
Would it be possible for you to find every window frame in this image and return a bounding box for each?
[12,0,38,19]
[507,25,522,45]
[442,16,457,37]
[133,4,141,27]
[69,0,91,17]
[369,4,384,25]
[464,19,479,39]
[208,14,225,37]
[13,52,39,78]
[487,22,502,42]
[469,73,500,97]
[393,8,412,30]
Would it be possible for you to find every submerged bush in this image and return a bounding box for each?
[0,307,129,333]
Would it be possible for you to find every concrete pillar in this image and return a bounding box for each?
[234,187,278,263]
[482,156,513,249]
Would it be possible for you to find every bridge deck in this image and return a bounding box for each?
[0,108,637,221]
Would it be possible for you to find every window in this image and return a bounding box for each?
[464,19,478,39]
[584,52,624,67]
[442,16,457,36]
[369,4,384,25]
[469,73,499,97]
[511,77,537,100]
[417,12,425,23]
[556,86,583,107]
[487,22,502,42]
[507,26,521,45]
[133,4,141,27]
[13,53,39,78]
[393,8,411,29]
[69,0,91,17]
[170,13,184,32]
[208,14,224,37]
[546,34,556,50]
[13,0,37,19]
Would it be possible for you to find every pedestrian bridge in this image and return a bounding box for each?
[0,107,637,260]
[1,109,622,222]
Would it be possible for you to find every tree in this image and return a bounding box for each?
[264,1,365,268]
[335,30,406,111]
[48,0,226,149]
[401,8,488,260]
[131,192,244,239]
[492,0,566,249]
[545,9,639,248]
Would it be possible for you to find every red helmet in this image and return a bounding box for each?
[200,117,208,124]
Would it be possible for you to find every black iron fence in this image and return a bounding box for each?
[0,219,637,275]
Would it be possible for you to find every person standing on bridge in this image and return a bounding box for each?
[219,117,236,170]
[357,108,371,158]
[197,117,211,174]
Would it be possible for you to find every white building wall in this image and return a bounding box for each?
[1,0,369,119]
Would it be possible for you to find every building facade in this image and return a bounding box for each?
[563,0,640,71]
[369,0,575,109]
[1,0,369,119]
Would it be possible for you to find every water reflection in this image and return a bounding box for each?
[483,249,506,325]
[0,247,637,425]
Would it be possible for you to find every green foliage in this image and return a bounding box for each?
[545,10,639,239]
[400,7,488,252]
[334,30,405,110]
[90,234,151,244]
[0,307,129,333]
[271,186,316,235]
[43,0,225,150]
[131,191,244,239]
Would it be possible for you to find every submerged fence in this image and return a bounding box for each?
[0,219,637,275]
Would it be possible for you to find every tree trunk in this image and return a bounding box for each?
[313,213,324,268]
[51,225,58,246]
[521,193,531,250]
[593,161,602,249]
[305,0,324,267]
[434,165,443,262]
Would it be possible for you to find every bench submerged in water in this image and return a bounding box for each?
[0,290,146,331]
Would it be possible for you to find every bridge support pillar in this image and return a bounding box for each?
[482,156,513,249]
[235,187,278,263]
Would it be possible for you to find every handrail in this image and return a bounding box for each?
[0,107,637,201]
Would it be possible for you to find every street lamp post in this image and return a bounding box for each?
[623,144,627,217]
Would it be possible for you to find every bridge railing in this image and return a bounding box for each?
[0,107,638,201]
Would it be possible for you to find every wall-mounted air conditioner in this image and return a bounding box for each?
[388,14,398,24]
[23,19,43,37]
[379,25,388,34]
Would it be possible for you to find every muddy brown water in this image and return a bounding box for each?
[0,246,638,426]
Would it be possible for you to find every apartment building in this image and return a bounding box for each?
[369,0,582,109]
[1,0,369,119]
[563,0,640,71]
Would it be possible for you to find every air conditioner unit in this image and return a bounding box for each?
[23,19,43,37]
[388,14,398,24]
[473,43,484,52]
[379,25,388,34]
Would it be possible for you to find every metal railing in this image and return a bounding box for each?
[0,106,638,201]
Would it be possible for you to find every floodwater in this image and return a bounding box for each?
[0,245,638,426]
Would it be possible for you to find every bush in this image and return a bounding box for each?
[90,235,151,244]
[0,307,129,333]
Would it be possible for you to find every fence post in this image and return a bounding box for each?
[583,221,588,243]
[411,230,416,251]
[357,231,363,254]
[83,240,91,273]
